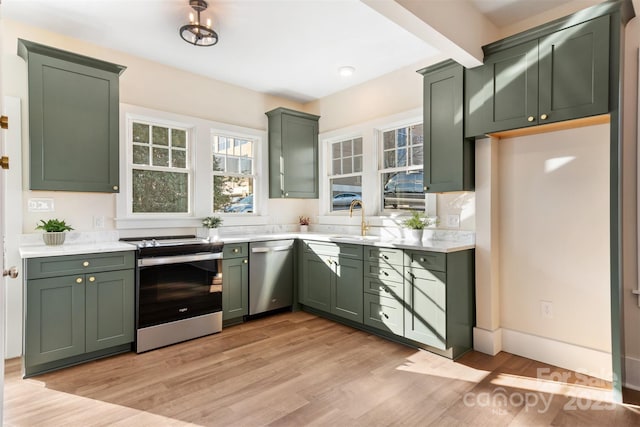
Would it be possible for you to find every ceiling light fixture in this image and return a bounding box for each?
[180,0,219,47]
[338,66,355,77]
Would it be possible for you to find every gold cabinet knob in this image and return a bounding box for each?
[285,193,289,197]
[76,277,83,284]
[113,185,119,191]
[82,261,90,267]
[232,248,239,253]
[88,276,96,282]
[527,116,535,122]
[423,186,428,191]
[243,259,248,264]
[540,114,548,120]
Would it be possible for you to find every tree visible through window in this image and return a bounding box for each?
[131,121,190,213]
[212,134,255,214]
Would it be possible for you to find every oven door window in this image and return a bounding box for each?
[138,259,222,328]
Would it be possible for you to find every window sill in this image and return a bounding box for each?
[115,215,270,229]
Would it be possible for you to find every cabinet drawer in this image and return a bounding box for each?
[364,277,403,299]
[406,250,446,272]
[364,261,403,284]
[363,293,404,336]
[364,247,403,265]
[223,243,248,259]
[303,240,362,260]
[27,251,135,279]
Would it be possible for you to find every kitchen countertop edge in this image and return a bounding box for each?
[19,241,137,259]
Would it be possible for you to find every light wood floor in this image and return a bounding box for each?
[5,311,640,426]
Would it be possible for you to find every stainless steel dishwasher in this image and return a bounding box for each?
[249,240,295,315]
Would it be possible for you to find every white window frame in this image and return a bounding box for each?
[116,104,268,229]
[211,129,259,216]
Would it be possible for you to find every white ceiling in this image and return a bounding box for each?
[2,0,579,103]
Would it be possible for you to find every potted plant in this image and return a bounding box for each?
[202,216,223,241]
[298,216,310,232]
[36,218,74,246]
[401,211,431,241]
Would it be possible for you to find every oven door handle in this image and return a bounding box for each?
[138,252,223,267]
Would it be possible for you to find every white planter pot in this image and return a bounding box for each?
[299,225,309,232]
[208,228,220,241]
[405,229,423,241]
[42,232,66,246]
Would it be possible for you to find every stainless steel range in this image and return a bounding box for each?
[121,235,224,352]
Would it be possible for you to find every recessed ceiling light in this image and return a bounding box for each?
[338,66,355,77]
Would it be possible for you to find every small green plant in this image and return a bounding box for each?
[35,219,74,232]
[299,216,310,226]
[202,216,223,229]
[401,211,431,230]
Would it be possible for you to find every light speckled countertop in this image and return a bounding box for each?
[19,231,474,259]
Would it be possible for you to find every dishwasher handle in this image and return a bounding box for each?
[251,244,293,253]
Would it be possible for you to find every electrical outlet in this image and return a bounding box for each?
[540,301,553,319]
[93,216,105,229]
[27,198,54,212]
[446,214,460,228]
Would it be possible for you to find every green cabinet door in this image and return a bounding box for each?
[300,250,332,312]
[222,257,249,321]
[266,108,320,199]
[538,15,610,124]
[420,60,474,193]
[85,270,135,353]
[26,275,86,366]
[332,256,363,323]
[404,268,447,349]
[18,39,125,193]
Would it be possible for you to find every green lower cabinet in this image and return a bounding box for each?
[363,293,404,336]
[404,249,475,358]
[26,275,86,366]
[332,257,363,323]
[24,252,135,376]
[222,257,249,322]
[404,268,447,349]
[299,241,363,322]
[85,270,135,353]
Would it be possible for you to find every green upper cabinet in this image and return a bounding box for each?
[418,60,474,193]
[465,15,610,137]
[18,39,126,193]
[266,108,320,199]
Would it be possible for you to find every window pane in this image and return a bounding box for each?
[332,159,341,176]
[332,142,341,160]
[213,176,253,214]
[153,147,169,167]
[411,124,423,145]
[353,155,363,173]
[133,123,149,143]
[384,150,395,169]
[240,158,252,174]
[342,158,352,175]
[411,146,423,166]
[213,155,225,172]
[397,148,407,167]
[237,139,252,157]
[330,176,362,212]
[227,157,240,173]
[133,145,149,165]
[172,129,186,148]
[383,131,395,150]
[381,170,425,211]
[342,140,353,157]
[152,126,169,146]
[397,128,407,147]
[353,138,362,156]
[172,149,186,168]
[132,169,188,213]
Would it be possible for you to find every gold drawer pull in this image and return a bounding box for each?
[540,113,548,120]
[232,248,239,253]
[76,277,83,284]
[82,261,90,267]
[243,259,248,264]
[89,277,96,282]
[527,116,535,122]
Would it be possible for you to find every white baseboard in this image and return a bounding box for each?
[501,328,612,381]
[625,355,640,391]
[473,327,502,355]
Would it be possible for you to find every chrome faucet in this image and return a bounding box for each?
[349,199,369,237]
